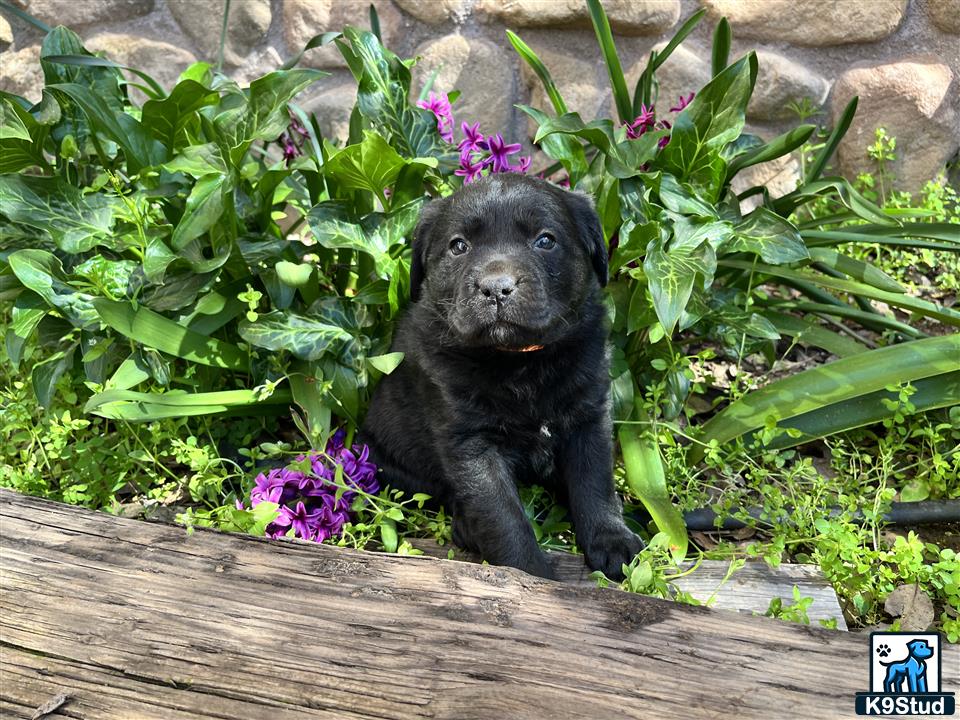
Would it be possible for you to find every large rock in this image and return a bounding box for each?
[394,0,469,25]
[0,15,13,53]
[476,0,680,36]
[731,152,802,211]
[167,0,270,67]
[86,34,197,95]
[622,43,710,120]
[928,0,960,33]
[410,34,515,139]
[283,0,403,69]
[301,81,357,143]
[25,0,154,28]
[0,45,43,103]
[519,39,606,139]
[749,51,830,122]
[701,0,908,46]
[831,59,958,192]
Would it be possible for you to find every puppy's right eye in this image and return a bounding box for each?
[449,238,469,256]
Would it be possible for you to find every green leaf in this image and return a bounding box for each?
[275,261,314,288]
[367,351,404,374]
[104,354,151,390]
[808,248,904,293]
[93,299,248,370]
[307,203,386,257]
[689,334,960,463]
[760,370,960,451]
[289,363,331,443]
[0,96,31,140]
[84,388,292,421]
[619,401,687,563]
[48,83,165,173]
[170,174,226,249]
[32,344,77,408]
[774,177,895,226]
[761,312,867,358]
[807,96,856,183]
[516,105,589,185]
[239,311,353,361]
[658,173,717,218]
[586,0,632,123]
[143,81,219,151]
[380,519,399,553]
[711,17,731,77]
[73,256,138,297]
[340,27,447,159]
[8,249,98,327]
[507,30,567,115]
[43,53,165,99]
[325,130,435,197]
[534,112,614,154]
[720,259,960,327]
[163,142,228,178]
[727,125,815,178]
[727,207,809,264]
[659,53,758,201]
[213,69,325,156]
[644,233,717,335]
[0,174,124,253]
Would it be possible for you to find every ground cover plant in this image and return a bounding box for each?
[1,2,957,638]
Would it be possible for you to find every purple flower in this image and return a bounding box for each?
[279,133,301,165]
[455,154,488,184]
[418,91,455,143]
[626,104,656,139]
[658,135,671,150]
[458,121,484,153]
[669,92,695,113]
[246,428,381,545]
[513,155,532,174]
[481,133,523,173]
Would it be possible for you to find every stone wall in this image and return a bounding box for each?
[2,0,958,191]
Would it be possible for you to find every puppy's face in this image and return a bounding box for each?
[410,175,607,350]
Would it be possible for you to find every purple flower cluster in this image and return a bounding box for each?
[278,115,310,166]
[242,430,379,543]
[624,93,695,150]
[417,91,531,184]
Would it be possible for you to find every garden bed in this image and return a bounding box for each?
[2,487,932,720]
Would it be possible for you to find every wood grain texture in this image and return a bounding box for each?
[408,538,849,627]
[1,488,955,719]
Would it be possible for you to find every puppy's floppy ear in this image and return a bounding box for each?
[409,200,441,303]
[564,190,608,287]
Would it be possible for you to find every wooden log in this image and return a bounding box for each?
[408,538,849,627]
[0,489,955,719]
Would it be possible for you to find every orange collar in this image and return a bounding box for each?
[498,345,545,353]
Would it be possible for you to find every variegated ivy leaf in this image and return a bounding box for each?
[726,207,809,264]
[0,174,124,253]
[643,235,717,336]
[239,311,354,361]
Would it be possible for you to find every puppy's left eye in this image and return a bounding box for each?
[533,232,556,250]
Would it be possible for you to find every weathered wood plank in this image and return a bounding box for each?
[0,489,955,719]
[408,538,848,627]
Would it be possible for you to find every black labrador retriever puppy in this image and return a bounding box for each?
[360,174,643,579]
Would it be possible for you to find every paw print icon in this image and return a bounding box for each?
[876,643,891,658]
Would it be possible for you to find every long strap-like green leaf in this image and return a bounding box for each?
[619,398,688,563]
[689,333,960,464]
[93,299,248,370]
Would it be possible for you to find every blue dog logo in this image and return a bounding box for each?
[880,638,934,694]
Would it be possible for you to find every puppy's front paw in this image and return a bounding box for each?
[582,525,644,580]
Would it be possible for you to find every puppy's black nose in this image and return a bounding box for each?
[478,273,516,300]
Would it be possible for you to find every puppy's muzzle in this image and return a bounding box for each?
[476,272,517,305]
